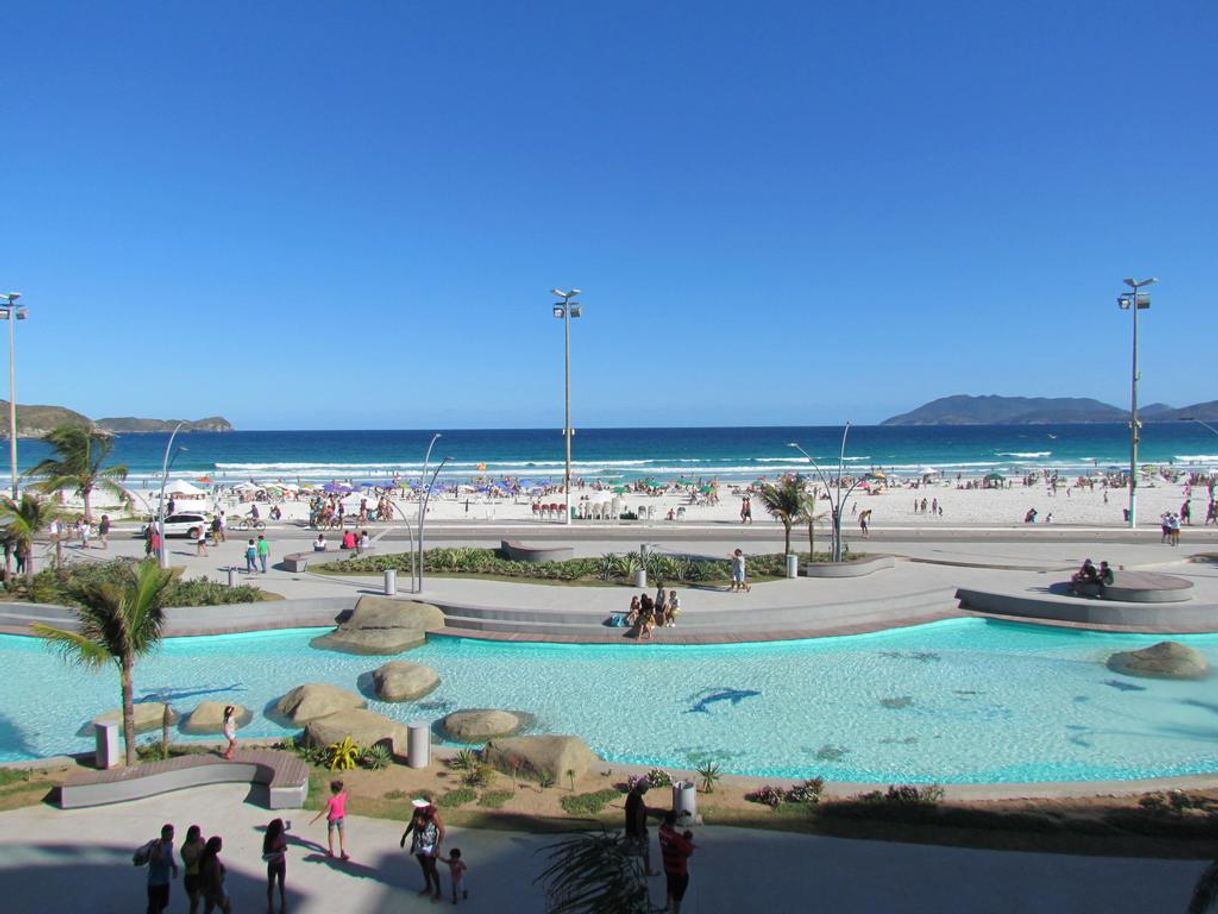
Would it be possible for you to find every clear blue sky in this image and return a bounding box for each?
[3,1,1215,429]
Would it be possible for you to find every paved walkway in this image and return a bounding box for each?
[0,784,1208,913]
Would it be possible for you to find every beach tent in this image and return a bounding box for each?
[323,482,353,494]
[164,479,205,496]
[918,466,940,476]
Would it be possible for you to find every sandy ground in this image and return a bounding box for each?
[100,473,1214,532]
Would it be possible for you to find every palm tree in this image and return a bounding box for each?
[26,425,129,523]
[534,829,658,914]
[755,473,807,556]
[33,560,174,766]
[0,492,60,585]
[798,486,828,557]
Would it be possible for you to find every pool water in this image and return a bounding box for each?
[3,619,1217,783]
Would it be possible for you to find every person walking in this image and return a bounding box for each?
[221,705,238,760]
[141,823,178,914]
[198,836,232,914]
[180,825,205,914]
[658,810,696,914]
[624,780,657,876]
[256,534,270,574]
[263,817,289,914]
[730,548,749,593]
[310,779,350,860]
[195,527,208,557]
[400,798,445,901]
[98,514,111,550]
[245,539,258,574]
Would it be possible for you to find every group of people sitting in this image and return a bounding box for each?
[1070,558,1114,596]
[313,530,372,552]
[619,587,682,639]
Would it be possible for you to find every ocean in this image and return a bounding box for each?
[14,424,1218,490]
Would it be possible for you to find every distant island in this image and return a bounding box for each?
[0,400,233,438]
[882,395,1218,426]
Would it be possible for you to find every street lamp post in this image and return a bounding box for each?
[551,289,582,526]
[0,292,28,500]
[1179,416,1218,438]
[789,422,859,563]
[416,433,452,593]
[1117,277,1156,529]
[157,423,187,569]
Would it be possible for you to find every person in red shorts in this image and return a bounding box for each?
[658,810,695,914]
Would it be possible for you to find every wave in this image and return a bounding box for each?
[995,451,1052,458]
[1174,455,1218,463]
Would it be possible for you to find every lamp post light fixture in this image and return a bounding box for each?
[156,423,187,569]
[416,433,451,593]
[1178,416,1218,438]
[0,292,28,500]
[551,289,582,526]
[788,423,859,563]
[1117,277,1156,529]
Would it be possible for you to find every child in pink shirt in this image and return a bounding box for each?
[309,780,350,860]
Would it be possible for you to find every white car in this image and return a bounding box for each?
[143,512,211,539]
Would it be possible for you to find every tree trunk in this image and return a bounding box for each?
[2,542,10,590]
[55,535,63,569]
[807,520,815,557]
[783,521,792,556]
[121,657,137,767]
[83,485,93,524]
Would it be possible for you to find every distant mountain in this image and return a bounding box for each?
[882,395,1218,426]
[0,401,233,438]
[882,395,1126,426]
[95,416,234,434]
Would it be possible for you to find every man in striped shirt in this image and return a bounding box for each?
[658,810,695,913]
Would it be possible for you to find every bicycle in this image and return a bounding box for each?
[232,516,267,531]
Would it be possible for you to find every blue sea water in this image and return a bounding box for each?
[15,424,1218,488]
[4,619,1218,782]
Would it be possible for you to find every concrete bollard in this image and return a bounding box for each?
[227,566,237,587]
[383,569,397,596]
[786,553,799,578]
[634,569,647,589]
[672,779,699,824]
[95,721,120,770]
[407,721,431,768]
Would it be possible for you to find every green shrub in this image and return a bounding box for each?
[560,789,620,816]
[360,744,392,770]
[646,768,672,788]
[437,787,477,808]
[449,748,480,772]
[696,762,721,794]
[26,561,266,607]
[462,763,496,788]
[538,772,556,789]
[786,778,825,804]
[477,789,514,809]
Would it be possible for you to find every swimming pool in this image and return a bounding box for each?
[3,619,1216,783]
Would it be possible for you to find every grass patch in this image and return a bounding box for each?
[477,789,515,809]
[560,789,621,817]
[436,787,477,809]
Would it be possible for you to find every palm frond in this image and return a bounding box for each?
[32,624,112,670]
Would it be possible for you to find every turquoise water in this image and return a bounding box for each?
[4,619,1218,783]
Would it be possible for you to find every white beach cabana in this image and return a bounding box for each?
[164,479,206,497]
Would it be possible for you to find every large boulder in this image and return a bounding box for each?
[182,702,253,734]
[92,702,177,734]
[483,735,598,782]
[276,684,366,724]
[311,597,446,655]
[372,661,440,702]
[1107,641,1210,680]
[441,709,525,742]
[304,709,408,757]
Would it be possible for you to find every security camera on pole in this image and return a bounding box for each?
[1116,277,1156,529]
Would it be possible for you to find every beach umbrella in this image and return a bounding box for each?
[984,472,1006,482]
[196,475,213,484]
[323,482,353,494]
[866,471,887,480]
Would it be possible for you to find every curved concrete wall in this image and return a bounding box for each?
[956,588,1218,631]
[802,555,895,578]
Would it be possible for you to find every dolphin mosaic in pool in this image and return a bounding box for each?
[685,688,762,714]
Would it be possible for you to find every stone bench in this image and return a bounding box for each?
[59,748,309,810]
[1061,571,1194,604]
[500,539,575,564]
